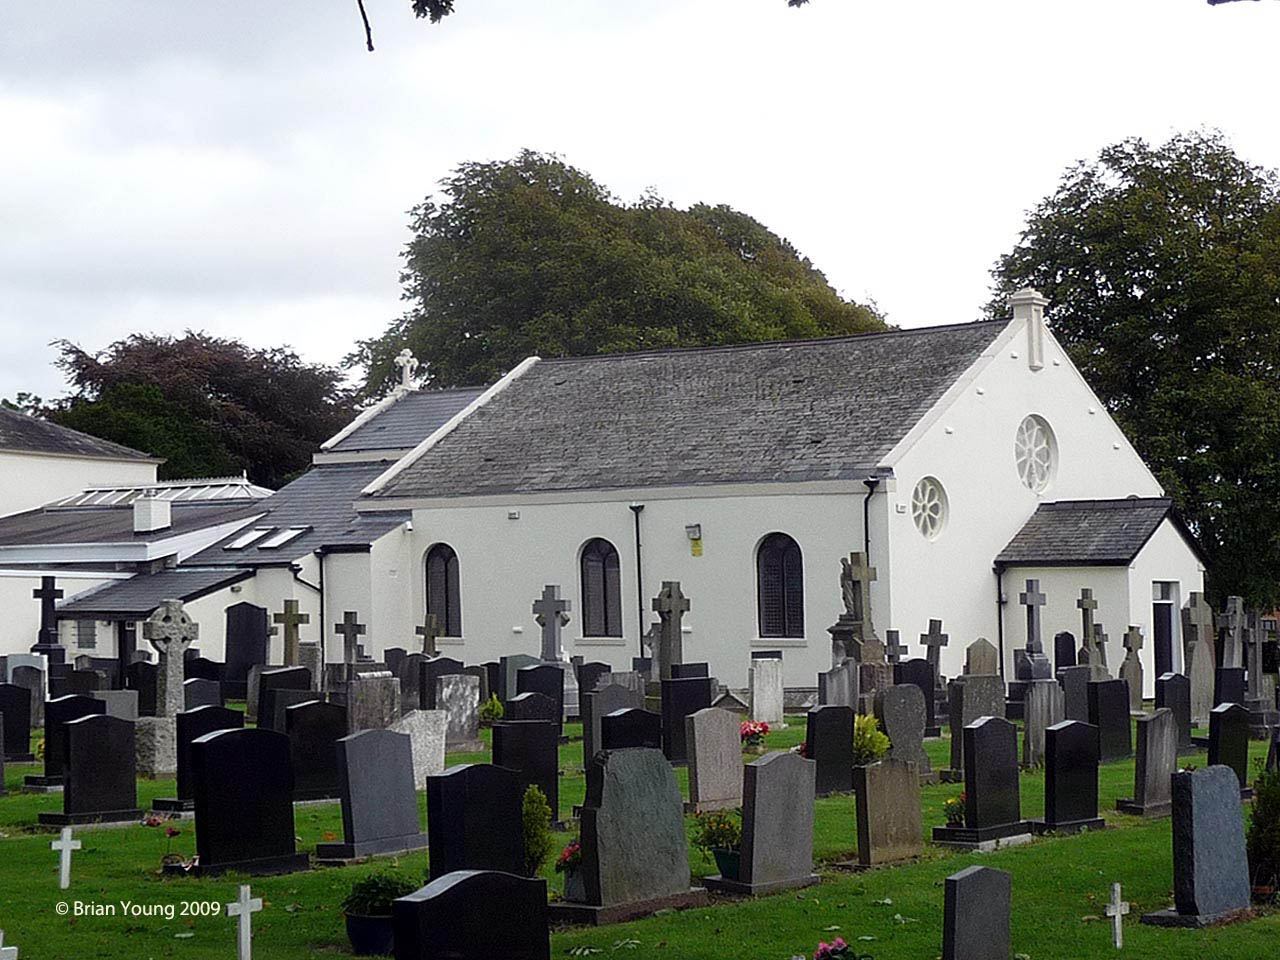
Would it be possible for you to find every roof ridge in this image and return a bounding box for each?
[1039,497,1172,510]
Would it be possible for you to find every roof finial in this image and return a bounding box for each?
[394,349,420,390]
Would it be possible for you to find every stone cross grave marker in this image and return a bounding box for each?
[272,599,309,667]
[32,576,64,649]
[1016,580,1052,680]
[416,613,442,658]
[884,629,907,664]
[334,611,366,666]
[532,585,572,662]
[142,599,198,717]
[52,827,80,890]
[0,929,16,960]
[226,884,263,960]
[1106,883,1129,949]
[1076,588,1098,668]
[1120,626,1144,712]
[842,552,877,634]
[1182,593,1216,723]
[1093,623,1111,673]
[652,581,690,680]
[921,618,949,682]
[1217,595,1244,669]
[1245,610,1267,702]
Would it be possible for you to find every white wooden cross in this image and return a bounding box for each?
[1105,882,1129,949]
[226,884,263,960]
[0,929,19,960]
[51,827,80,890]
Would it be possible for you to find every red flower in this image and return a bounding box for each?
[166,826,181,838]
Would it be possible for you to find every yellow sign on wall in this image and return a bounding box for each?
[690,538,703,557]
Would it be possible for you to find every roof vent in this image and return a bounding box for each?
[133,496,172,534]
[1009,288,1049,372]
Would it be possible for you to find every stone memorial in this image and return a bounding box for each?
[505,691,559,724]
[1208,702,1251,798]
[576,661,611,697]
[389,709,446,790]
[1057,664,1091,723]
[499,654,541,702]
[419,657,465,710]
[285,699,346,801]
[315,729,428,862]
[296,641,322,692]
[383,646,407,679]
[894,658,938,736]
[154,705,243,814]
[874,684,932,781]
[659,676,714,764]
[1181,592,1216,724]
[223,601,271,699]
[1031,719,1103,834]
[344,671,401,733]
[685,707,742,813]
[272,599,309,667]
[38,714,143,826]
[818,661,857,709]
[0,684,34,761]
[531,584,580,718]
[25,694,105,790]
[1053,630,1076,669]
[942,865,1011,960]
[1119,626,1145,713]
[183,677,222,710]
[1117,707,1176,818]
[1213,666,1246,708]
[1020,678,1064,768]
[748,656,784,726]
[852,757,923,867]
[491,719,560,823]
[651,580,691,681]
[964,638,999,677]
[1156,672,1194,753]
[516,665,565,737]
[600,708,662,750]
[397,652,424,714]
[1088,679,1132,762]
[253,665,311,728]
[805,704,854,796]
[12,664,45,728]
[437,673,484,752]
[426,763,524,879]
[392,870,550,960]
[943,674,1005,781]
[933,717,1030,849]
[261,687,319,734]
[581,683,644,764]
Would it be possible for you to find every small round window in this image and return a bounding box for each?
[1015,415,1057,492]
[911,476,948,540]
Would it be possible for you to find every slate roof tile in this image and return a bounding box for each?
[328,387,486,453]
[0,406,157,461]
[994,497,1203,566]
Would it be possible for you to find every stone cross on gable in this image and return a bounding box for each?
[0,928,17,960]
[334,611,366,665]
[1217,596,1245,669]
[51,826,80,890]
[1105,882,1129,949]
[1020,580,1046,653]
[884,629,908,664]
[32,575,64,648]
[652,580,690,680]
[273,599,310,667]
[416,613,442,657]
[143,598,198,717]
[532,584,572,662]
[394,348,420,389]
[921,618,949,681]
[225,884,263,960]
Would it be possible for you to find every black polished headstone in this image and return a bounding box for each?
[185,657,222,683]
[505,692,558,724]
[660,676,714,763]
[805,705,854,796]
[943,865,1011,960]
[581,684,644,764]
[125,660,158,716]
[12,664,44,728]
[420,657,466,710]
[492,720,560,822]
[55,669,106,697]
[29,695,106,785]
[1054,631,1076,669]
[426,763,524,879]
[600,708,662,751]
[964,716,1021,830]
[39,714,142,825]
[576,661,611,695]
[0,683,33,761]
[670,662,709,679]
[165,705,243,808]
[482,662,502,704]
[1213,667,1246,707]
[286,700,346,801]
[1039,720,1102,832]
[894,658,938,735]
[383,647,407,679]
[316,729,428,861]
[1208,702,1250,793]
[183,677,222,710]
[224,602,269,698]
[398,653,424,714]
[1087,679,1132,762]
[256,666,312,727]
[1156,672,1194,752]
[392,870,550,960]
[1057,665,1090,722]
[516,665,565,735]
[263,688,320,734]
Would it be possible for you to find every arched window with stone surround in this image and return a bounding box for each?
[580,538,623,637]
[757,532,804,638]
[425,542,462,637]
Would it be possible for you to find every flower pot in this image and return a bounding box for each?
[743,743,766,756]
[562,866,586,902]
[1253,885,1276,901]
[345,913,395,956]
[712,848,740,881]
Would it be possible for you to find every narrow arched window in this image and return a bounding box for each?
[757,533,804,638]
[580,538,623,637]
[425,543,462,636]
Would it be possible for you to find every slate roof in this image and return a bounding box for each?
[56,566,254,619]
[328,387,486,453]
[995,498,1207,567]
[373,321,1009,500]
[0,501,264,547]
[187,461,409,565]
[0,406,158,461]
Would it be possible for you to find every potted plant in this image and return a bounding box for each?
[341,871,418,956]
[740,720,770,754]
[555,839,585,901]
[943,792,966,827]
[522,784,555,877]
[693,810,743,880]
[851,714,890,767]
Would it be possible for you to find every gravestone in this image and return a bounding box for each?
[1140,766,1251,927]
[1058,665,1091,722]
[55,669,106,697]
[1119,626,1145,713]
[223,601,270,699]
[0,684,34,761]
[185,656,222,683]
[1053,630,1076,669]
[426,763,524,879]
[153,705,243,813]
[652,581,691,681]
[530,584,580,719]
[600,708,662,751]
[438,674,484,752]
[461,664,490,705]
[705,750,818,895]
[894,658,938,736]
[600,671,646,697]
[1014,580,1052,680]
[255,666,311,728]
[383,647,407,679]
[492,719,560,823]
[1020,679,1064,768]
[1217,596,1245,668]
[670,663,709,679]
[1182,595,1217,724]
[1155,673,1194,753]
[1213,667,1246,708]
[818,661,857,709]
[874,684,931,780]
[852,757,923,866]
[685,707,742,813]
[296,642,322,692]
[389,709,447,790]
[183,678,222,710]
[315,729,427,861]
[392,870,550,960]
[182,727,308,876]
[261,687,319,734]
[142,598,197,718]
[285,700,347,801]
[499,654,541,702]
[516,665,565,736]
[659,676,714,764]
[920,618,950,685]
[245,665,266,722]
[397,652,424,714]
[135,714,177,779]
[88,689,138,720]
[38,714,143,826]
[419,657,466,710]
[964,638,999,677]
[805,705,854,796]
[581,684,644,764]
[25,694,105,789]
[1031,720,1103,834]
[1208,702,1251,796]
[272,599,309,667]
[577,661,611,696]
[1117,708,1176,817]
[505,691,559,724]
[944,675,1005,780]
[943,865,1011,960]
[12,664,45,728]
[1088,679,1133,762]
[550,747,707,924]
[748,657,784,726]
[344,671,401,733]
[933,717,1030,848]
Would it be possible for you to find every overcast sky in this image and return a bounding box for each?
[2,0,1277,400]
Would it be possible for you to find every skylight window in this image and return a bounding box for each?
[224,528,274,551]
[257,527,309,550]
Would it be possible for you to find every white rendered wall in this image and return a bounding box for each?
[0,452,156,518]
[0,571,124,656]
[1125,518,1206,693]
[997,565,1130,676]
[323,550,374,663]
[401,492,867,689]
[882,318,1165,679]
[368,526,415,659]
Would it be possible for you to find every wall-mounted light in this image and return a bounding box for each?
[685,524,701,540]
[508,510,521,520]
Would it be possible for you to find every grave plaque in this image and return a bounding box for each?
[315,729,428,861]
[1031,720,1103,834]
[852,758,923,866]
[805,705,854,796]
[1117,708,1176,817]
[426,764,525,879]
[392,870,550,960]
[685,707,743,813]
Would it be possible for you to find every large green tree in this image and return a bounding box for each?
[988,131,1280,604]
[47,333,357,488]
[351,150,884,395]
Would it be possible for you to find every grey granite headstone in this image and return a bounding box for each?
[90,689,140,720]
[389,709,446,791]
[685,707,742,813]
[1140,765,1251,927]
[598,671,646,697]
[245,664,265,722]
[1155,672,1194,753]
[345,672,401,733]
[582,684,644,764]
[874,684,931,779]
[1021,679,1064,768]
[437,674,483,752]
[853,757,922,867]
[315,728,427,861]
[1088,679,1133,762]
[1117,707,1176,817]
[297,641,322,692]
[945,675,1005,778]
[1058,665,1091,722]
[135,716,177,779]
[748,657,785,726]
[943,865,1011,960]
[963,638,999,677]
[183,678,221,711]
[818,661,857,708]
[11,664,44,729]
[499,654,541,702]
[392,870,550,960]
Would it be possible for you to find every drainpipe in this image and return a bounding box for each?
[629,503,645,654]
[994,565,1005,678]
[861,477,880,561]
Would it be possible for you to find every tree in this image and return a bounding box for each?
[988,131,1280,605]
[350,150,884,395]
[47,333,357,488]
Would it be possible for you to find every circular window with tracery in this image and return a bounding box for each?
[1015,415,1057,492]
[911,476,948,540]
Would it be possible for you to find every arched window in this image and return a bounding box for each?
[580,538,623,637]
[425,543,462,637]
[757,533,804,638]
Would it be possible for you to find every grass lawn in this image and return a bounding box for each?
[0,712,1274,959]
